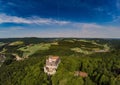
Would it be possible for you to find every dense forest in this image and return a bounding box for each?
[0,38,120,85]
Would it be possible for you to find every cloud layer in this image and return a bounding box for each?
[0,21,119,38]
[0,14,70,25]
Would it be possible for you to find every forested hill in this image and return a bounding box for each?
[0,38,120,85]
[0,37,59,44]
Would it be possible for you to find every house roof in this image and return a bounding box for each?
[50,56,59,59]
[47,56,60,62]
[74,71,88,77]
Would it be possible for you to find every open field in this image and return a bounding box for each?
[9,41,24,46]
[19,43,51,57]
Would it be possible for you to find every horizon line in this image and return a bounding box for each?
[0,37,120,39]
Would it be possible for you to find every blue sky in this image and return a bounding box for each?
[0,0,120,38]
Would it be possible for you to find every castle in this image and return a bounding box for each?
[44,56,60,75]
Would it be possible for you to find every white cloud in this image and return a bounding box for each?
[112,16,120,23]
[0,14,120,38]
[0,13,70,25]
[108,15,120,26]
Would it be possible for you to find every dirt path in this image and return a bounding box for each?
[12,54,23,61]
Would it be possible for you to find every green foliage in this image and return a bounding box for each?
[0,38,120,85]
[0,57,49,85]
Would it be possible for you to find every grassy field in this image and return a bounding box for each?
[9,41,24,46]
[19,43,51,57]
[71,47,91,54]
[0,42,5,47]
[69,40,107,54]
